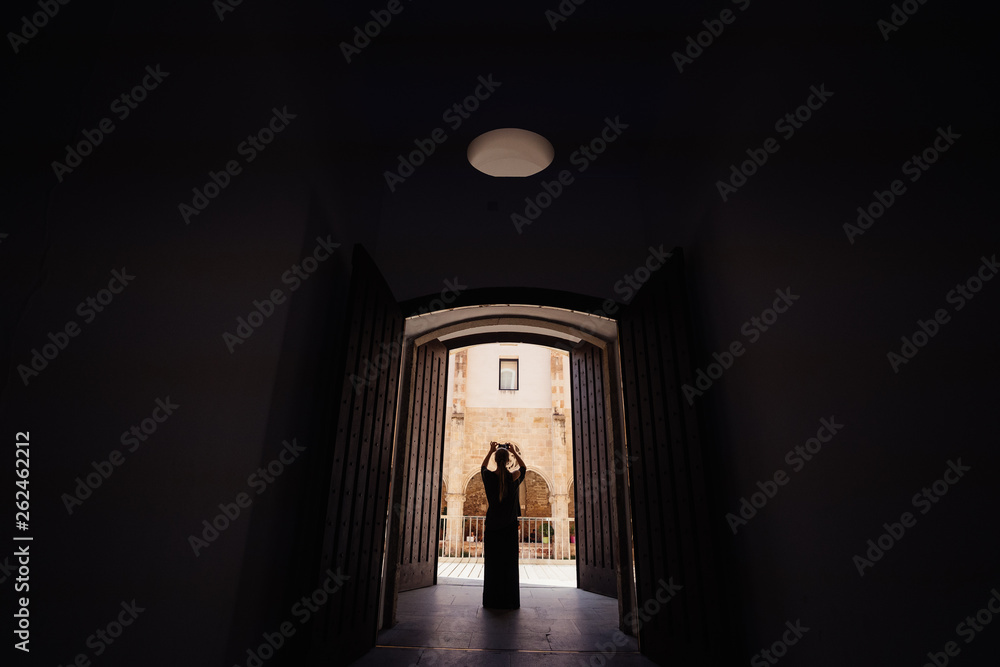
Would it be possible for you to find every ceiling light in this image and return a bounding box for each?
[467,128,554,177]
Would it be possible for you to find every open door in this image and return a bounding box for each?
[381,337,451,629]
[569,342,620,599]
[312,245,404,665]
[393,340,448,592]
[617,248,726,664]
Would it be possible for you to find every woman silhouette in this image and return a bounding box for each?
[480,440,527,609]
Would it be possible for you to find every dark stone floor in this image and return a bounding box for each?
[349,578,659,666]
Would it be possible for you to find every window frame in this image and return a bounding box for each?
[498,357,519,390]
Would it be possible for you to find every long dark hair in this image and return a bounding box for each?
[494,448,511,501]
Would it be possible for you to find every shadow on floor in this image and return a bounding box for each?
[349,582,659,666]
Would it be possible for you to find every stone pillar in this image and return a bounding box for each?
[444,492,466,557]
[550,493,571,561]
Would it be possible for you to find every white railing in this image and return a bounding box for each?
[438,515,576,561]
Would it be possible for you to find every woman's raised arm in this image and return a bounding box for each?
[510,446,526,470]
[481,441,498,469]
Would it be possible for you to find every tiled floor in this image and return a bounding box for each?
[348,579,659,666]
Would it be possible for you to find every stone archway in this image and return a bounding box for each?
[463,475,488,517]
[522,470,551,517]
[383,301,636,635]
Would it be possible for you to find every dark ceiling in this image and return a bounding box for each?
[6,0,990,303]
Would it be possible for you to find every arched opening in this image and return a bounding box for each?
[384,303,632,608]
[522,470,551,518]
[462,475,487,515]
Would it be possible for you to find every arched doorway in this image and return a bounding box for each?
[382,304,633,617]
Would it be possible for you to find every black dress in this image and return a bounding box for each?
[480,463,526,609]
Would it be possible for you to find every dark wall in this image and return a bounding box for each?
[1,2,380,665]
[680,5,998,665]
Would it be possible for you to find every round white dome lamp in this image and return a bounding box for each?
[467,128,554,177]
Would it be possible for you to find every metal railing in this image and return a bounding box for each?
[438,515,576,561]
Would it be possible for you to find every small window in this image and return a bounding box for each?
[499,358,518,390]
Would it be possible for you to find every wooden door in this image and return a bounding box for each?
[396,340,448,592]
[570,342,620,598]
[618,248,725,664]
[313,245,404,664]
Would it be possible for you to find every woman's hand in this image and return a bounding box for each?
[489,440,498,451]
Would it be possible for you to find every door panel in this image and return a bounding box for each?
[570,342,618,598]
[397,340,448,591]
[618,248,723,664]
[314,245,404,664]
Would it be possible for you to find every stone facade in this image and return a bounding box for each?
[441,343,575,553]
